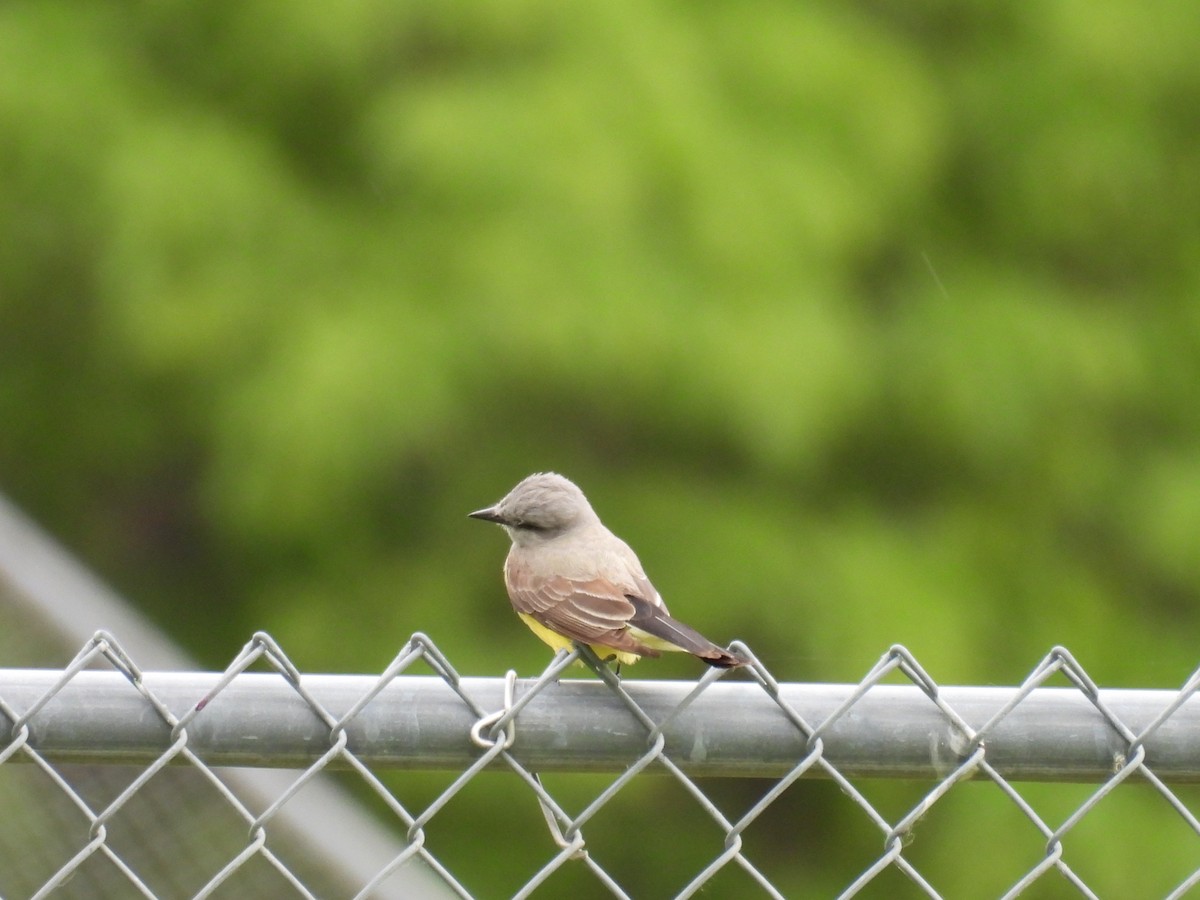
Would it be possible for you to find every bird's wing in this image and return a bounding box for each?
[506,562,661,656]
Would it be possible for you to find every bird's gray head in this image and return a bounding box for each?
[469,472,599,544]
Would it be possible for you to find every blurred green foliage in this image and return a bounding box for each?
[3,0,1200,894]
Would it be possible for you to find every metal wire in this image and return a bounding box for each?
[4,631,1200,898]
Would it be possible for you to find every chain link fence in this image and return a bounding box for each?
[0,492,441,900]
[4,629,1200,898]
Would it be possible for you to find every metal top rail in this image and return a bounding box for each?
[4,668,1199,781]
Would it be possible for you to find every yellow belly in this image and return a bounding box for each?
[518,613,640,666]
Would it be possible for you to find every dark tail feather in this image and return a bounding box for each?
[627,595,747,668]
[701,648,747,668]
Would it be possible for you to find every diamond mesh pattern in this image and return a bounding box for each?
[4,632,1200,898]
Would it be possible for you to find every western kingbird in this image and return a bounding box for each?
[470,473,745,668]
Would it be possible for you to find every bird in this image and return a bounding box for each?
[469,472,745,668]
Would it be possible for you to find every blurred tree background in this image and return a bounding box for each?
[3,0,1200,895]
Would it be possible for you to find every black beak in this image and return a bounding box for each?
[468,506,505,523]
